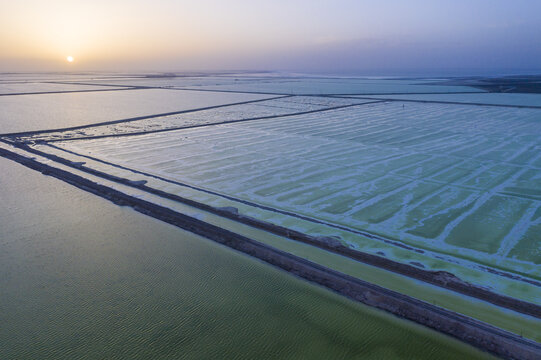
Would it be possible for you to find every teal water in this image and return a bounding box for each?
[0,157,495,359]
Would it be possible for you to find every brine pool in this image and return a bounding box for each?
[0,158,494,359]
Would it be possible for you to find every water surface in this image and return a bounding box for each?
[0,158,494,359]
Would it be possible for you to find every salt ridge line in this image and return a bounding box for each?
[8,139,541,318]
[0,146,539,360]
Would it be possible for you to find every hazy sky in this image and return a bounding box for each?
[2,0,541,74]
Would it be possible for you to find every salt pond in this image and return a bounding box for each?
[2,73,539,358]
[0,158,494,359]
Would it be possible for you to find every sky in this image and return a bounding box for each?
[1,0,541,75]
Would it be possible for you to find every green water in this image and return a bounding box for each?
[0,158,494,359]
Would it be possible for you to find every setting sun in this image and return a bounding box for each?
[66,56,74,63]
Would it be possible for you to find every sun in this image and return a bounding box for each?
[66,56,74,63]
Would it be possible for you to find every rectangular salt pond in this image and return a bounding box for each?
[57,100,541,279]
[0,89,271,134]
[1,158,494,360]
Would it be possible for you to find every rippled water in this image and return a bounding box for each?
[0,157,494,359]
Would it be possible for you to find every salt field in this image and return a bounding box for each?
[1,73,540,358]
[2,157,497,359]
[51,100,541,276]
[71,76,484,95]
[0,88,270,133]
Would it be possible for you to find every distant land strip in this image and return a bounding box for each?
[0,145,539,360]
